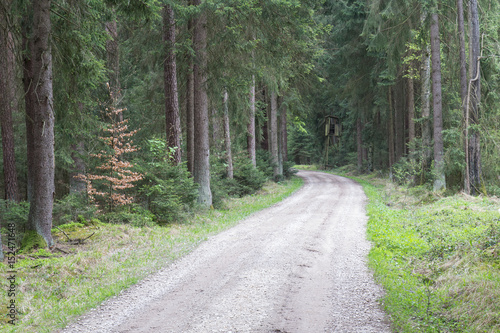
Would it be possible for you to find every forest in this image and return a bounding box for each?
[0,0,499,252]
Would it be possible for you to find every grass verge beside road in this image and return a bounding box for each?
[355,175,500,332]
[0,177,303,333]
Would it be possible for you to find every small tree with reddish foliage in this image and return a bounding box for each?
[81,89,143,212]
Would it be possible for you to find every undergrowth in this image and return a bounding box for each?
[357,176,500,332]
[0,177,303,333]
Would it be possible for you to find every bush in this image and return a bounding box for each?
[210,153,269,208]
[0,200,29,229]
[256,149,274,179]
[0,200,29,245]
[52,193,98,226]
[135,139,198,224]
[392,157,422,187]
[233,155,267,195]
[102,205,156,227]
[256,149,297,181]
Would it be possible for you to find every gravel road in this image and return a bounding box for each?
[60,171,392,333]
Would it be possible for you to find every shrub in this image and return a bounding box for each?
[135,139,198,224]
[52,193,98,226]
[0,200,29,245]
[233,155,267,195]
[102,205,156,227]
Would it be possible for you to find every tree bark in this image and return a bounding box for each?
[457,0,468,191]
[394,76,405,162]
[457,0,468,115]
[407,76,415,155]
[466,0,482,194]
[163,5,182,165]
[247,75,256,167]
[421,44,432,171]
[388,87,395,172]
[430,11,445,191]
[269,91,280,180]
[26,0,55,246]
[223,89,233,179]
[193,0,212,206]
[186,11,195,174]
[0,1,19,202]
[279,97,288,163]
[22,17,35,204]
[357,117,363,171]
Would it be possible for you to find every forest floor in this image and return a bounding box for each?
[58,170,392,333]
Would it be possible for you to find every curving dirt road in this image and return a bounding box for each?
[61,171,392,333]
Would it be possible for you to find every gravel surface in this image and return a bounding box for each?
[59,171,392,333]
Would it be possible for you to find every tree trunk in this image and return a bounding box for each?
[407,76,415,155]
[388,87,395,172]
[457,0,468,116]
[357,117,363,171]
[247,75,256,167]
[26,0,55,247]
[269,91,280,180]
[279,97,288,163]
[163,5,182,165]
[467,0,482,194]
[394,75,405,162]
[457,0,468,191]
[223,89,233,179]
[193,0,212,206]
[430,11,445,191]
[22,18,35,204]
[186,12,195,174]
[421,45,432,173]
[0,1,19,202]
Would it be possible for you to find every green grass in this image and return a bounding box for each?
[0,177,303,333]
[354,176,500,332]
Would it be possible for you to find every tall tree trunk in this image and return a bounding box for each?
[421,44,432,173]
[430,11,446,191]
[458,0,468,191]
[357,116,363,171]
[394,75,405,161]
[277,95,283,176]
[388,87,395,173]
[457,0,468,116]
[247,75,256,167]
[279,97,288,163]
[163,5,181,164]
[269,91,280,180]
[466,0,482,194]
[186,12,195,174]
[26,0,55,247]
[407,76,415,155]
[260,87,269,151]
[223,89,233,179]
[0,1,19,202]
[22,17,35,204]
[193,0,212,206]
